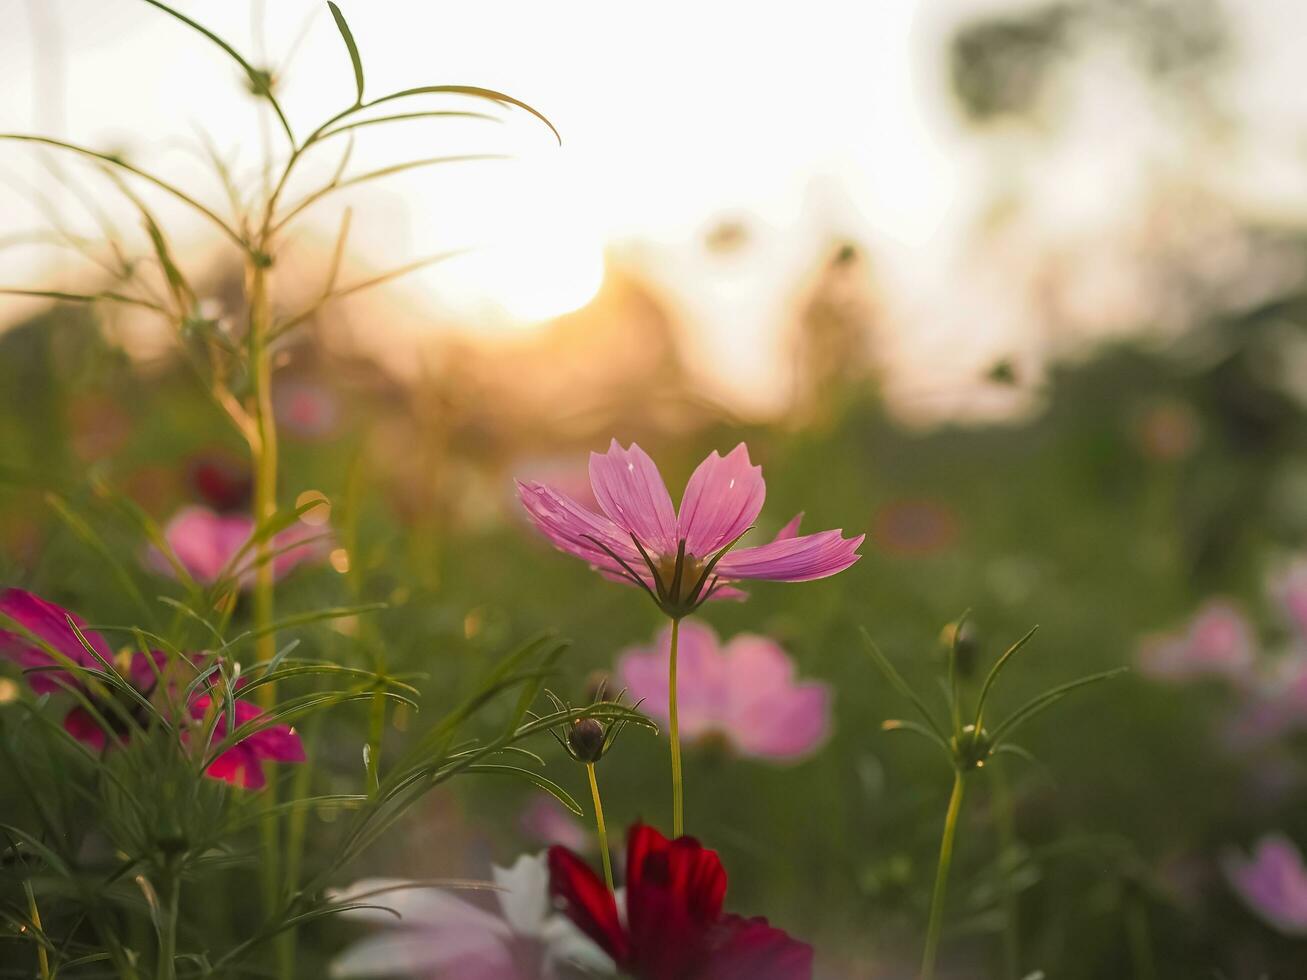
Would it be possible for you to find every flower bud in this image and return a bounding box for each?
[567,718,606,763]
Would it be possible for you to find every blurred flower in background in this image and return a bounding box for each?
[618,620,830,762]
[519,793,593,854]
[274,379,341,442]
[1223,834,1307,936]
[1137,601,1256,683]
[147,505,330,587]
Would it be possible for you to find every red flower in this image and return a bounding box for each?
[548,823,813,980]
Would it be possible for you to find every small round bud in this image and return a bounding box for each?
[953,724,991,770]
[567,718,606,763]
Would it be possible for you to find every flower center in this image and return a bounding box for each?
[655,550,706,610]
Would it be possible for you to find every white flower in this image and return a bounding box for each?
[330,853,613,979]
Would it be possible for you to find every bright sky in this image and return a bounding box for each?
[2,0,1306,415]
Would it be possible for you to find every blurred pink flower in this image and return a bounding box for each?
[330,853,611,979]
[0,589,303,789]
[517,441,862,616]
[274,380,340,441]
[520,793,592,853]
[1136,601,1255,683]
[148,506,329,588]
[1223,834,1307,935]
[1223,655,1307,750]
[1270,558,1307,642]
[617,620,830,761]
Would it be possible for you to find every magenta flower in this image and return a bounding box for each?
[1136,601,1255,683]
[149,506,328,588]
[0,588,304,790]
[517,441,863,617]
[618,621,830,761]
[1223,834,1307,935]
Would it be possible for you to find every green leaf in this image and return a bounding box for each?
[0,134,246,246]
[43,492,153,623]
[990,668,1129,745]
[859,628,949,741]
[139,0,296,147]
[973,625,1039,731]
[464,764,583,815]
[328,2,365,104]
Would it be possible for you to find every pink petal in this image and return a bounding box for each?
[0,589,112,695]
[677,444,766,558]
[517,480,643,576]
[616,620,729,740]
[723,636,830,760]
[268,521,332,579]
[155,507,254,585]
[193,695,305,772]
[773,513,804,541]
[128,650,169,693]
[587,441,678,556]
[1224,834,1307,934]
[244,723,307,763]
[63,706,108,752]
[207,744,267,790]
[331,932,517,980]
[715,530,864,582]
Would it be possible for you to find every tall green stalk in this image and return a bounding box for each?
[246,255,289,979]
[921,770,966,980]
[993,762,1021,980]
[154,869,180,980]
[667,616,683,838]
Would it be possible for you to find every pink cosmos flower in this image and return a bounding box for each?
[1136,601,1255,683]
[517,441,863,617]
[1270,558,1307,642]
[1223,834,1307,935]
[149,506,329,588]
[617,621,830,761]
[0,589,304,790]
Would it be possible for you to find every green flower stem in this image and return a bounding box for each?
[24,880,51,980]
[155,870,180,980]
[922,769,967,980]
[248,256,279,700]
[668,616,684,838]
[993,761,1021,980]
[1126,892,1158,980]
[248,255,289,980]
[587,762,615,892]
